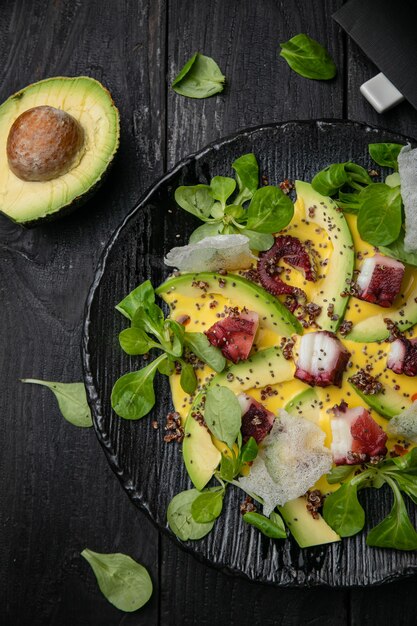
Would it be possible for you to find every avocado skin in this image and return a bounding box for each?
[0,76,120,227]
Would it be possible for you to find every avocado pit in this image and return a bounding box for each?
[7,105,85,181]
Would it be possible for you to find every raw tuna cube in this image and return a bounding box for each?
[356,253,404,308]
[330,402,387,465]
[238,394,275,444]
[205,310,259,364]
[387,337,417,376]
[294,331,351,388]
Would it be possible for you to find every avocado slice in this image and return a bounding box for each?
[350,382,412,419]
[0,76,119,225]
[346,286,417,342]
[279,496,340,548]
[284,388,320,423]
[295,181,355,332]
[156,272,303,336]
[183,346,294,490]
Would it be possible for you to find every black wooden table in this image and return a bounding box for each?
[2,1,417,624]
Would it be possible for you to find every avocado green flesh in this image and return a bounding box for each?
[350,382,412,419]
[156,272,303,336]
[347,283,417,342]
[182,346,294,491]
[0,76,120,224]
[295,181,354,332]
[284,388,320,423]
[279,497,340,548]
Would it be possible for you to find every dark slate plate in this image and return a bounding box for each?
[82,120,417,587]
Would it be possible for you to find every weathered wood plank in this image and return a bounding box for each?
[0,0,165,623]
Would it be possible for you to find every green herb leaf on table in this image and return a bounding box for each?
[279,34,337,80]
[111,354,166,420]
[219,453,235,482]
[369,143,403,170]
[174,185,215,221]
[311,163,349,196]
[21,379,92,428]
[115,279,155,321]
[180,361,198,395]
[172,52,225,99]
[81,549,152,612]
[232,153,260,204]
[243,511,286,539]
[167,489,215,540]
[191,487,225,523]
[357,183,402,246]
[183,331,226,373]
[246,186,294,233]
[204,385,242,449]
[323,482,365,537]
[366,477,417,550]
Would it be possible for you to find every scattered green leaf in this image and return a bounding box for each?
[81,549,152,612]
[246,186,294,233]
[279,34,336,80]
[232,153,259,204]
[180,361,197,395]
[115,280,155,321]
[183,332,226,373]
[323,482,365,537]
[174,185,214,221]
[357,183,402,246]
[191,487,225,523]
[21,379,92,428]
[172,52,225,99]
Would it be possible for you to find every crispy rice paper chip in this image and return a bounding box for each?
[238,409,332,516]
[164,234,254,272]
[398,145,417,253]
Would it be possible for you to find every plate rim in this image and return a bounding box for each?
[81,118,417,588]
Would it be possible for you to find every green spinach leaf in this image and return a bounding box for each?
[279,34,336,80]
[323,482,365,537]
[366,478,417,550]
[167,489,215,540]
[81,549,152,612]
[240,229,274,252]
[369,143,403,170]
[115,280,155,321]
[326,464,355,484]
[191,487,225,523]
[240,436,258,463]
[357,183,402,246]
[380,230,417,268]
[312,163,349,196]
[204,385,242,449]
[232,153,259,204]
[336,191,362,214]
[21,379,92,428]
[111,354,166,420]
[175,184,214,220]
[184,331,226,373]
[246,185,294,233]
[243,511,286,539]
[180,361,197,395]
[172,52,225,99]
[119,327,156,355]
[210,176,236,207]
[188,221,223,244]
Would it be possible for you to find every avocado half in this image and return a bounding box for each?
[0,76,120,226]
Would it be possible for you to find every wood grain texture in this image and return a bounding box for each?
[0,0,165,623]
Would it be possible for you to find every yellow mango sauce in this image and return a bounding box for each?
[165,194,417,492]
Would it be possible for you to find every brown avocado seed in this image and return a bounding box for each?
[6,105,85,182]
